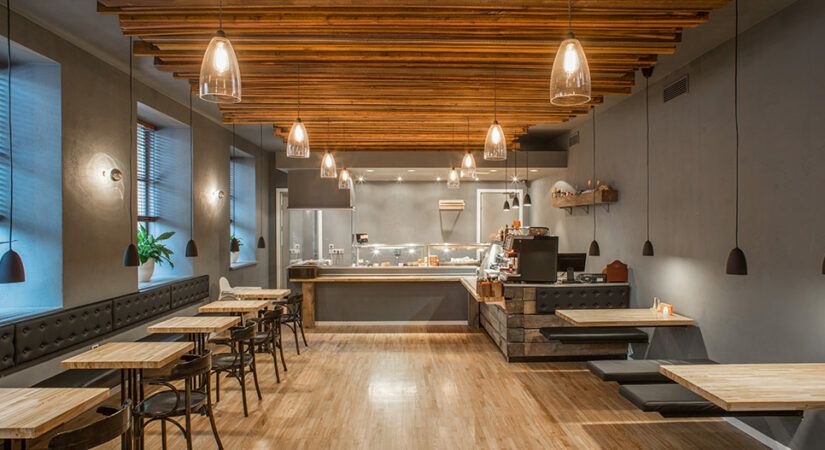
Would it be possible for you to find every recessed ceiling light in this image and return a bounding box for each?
[357,175,365,183]
[530,169,539,173]
[407,169,416,173]
[367,169,375,173]
[436,176,442,182]
[396,176,403,182]
[490,169,498,173]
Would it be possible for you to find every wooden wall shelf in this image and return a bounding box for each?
[552,189,619,214]
[439,200,465,211]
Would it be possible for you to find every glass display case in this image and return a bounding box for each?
[427,243,491,266]
[354,244,428,267]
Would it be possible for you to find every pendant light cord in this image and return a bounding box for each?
[734,0,740,247]
[189,89,194,239]
[493,67,497,121]
[567,0,573,33]
[259,123,264,233]
[128,36,135,244]
[5,0,13,249]
[231,124,236,237]
[592,108,597,240]
[297,64,301,118]
[645,73,651,241]
[218,0,223,30]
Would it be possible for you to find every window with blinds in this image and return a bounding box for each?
[136,120,159,221]
[0,75,8,223]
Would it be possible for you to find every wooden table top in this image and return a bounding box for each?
[555,308,695,327]
[0,388,111,439]
[147,316,239,334]
[199,300,271,313]
[61,342,193,370]
[232,288,290,300]
[660,363,825,411]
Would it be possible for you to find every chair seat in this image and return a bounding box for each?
[253,332,276,345]
[212,352,254,370]
[279,314,299,323]
[137,390,207,417]
[540,327,649,344]
[587,359,717,384]
[619,383,724,416]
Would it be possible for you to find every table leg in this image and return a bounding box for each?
[642,327,657,359]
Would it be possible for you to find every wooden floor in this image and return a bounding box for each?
[47,326,763,449]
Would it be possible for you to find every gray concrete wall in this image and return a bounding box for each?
[3,10,272,308]
[530,0,825,445]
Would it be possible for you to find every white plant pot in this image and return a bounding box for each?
[138,259,155,282]
[231,251,241,263]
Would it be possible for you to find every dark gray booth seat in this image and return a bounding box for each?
[540,327,649,345]
[587,359,717,384]
[620,384,803,418]
[0,275,209,384]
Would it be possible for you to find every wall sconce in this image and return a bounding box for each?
[108,168,122,182]
[213,190,225,200]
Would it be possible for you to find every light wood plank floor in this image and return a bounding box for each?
[44,326,764,449]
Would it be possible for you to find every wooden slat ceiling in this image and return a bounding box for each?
[98,0,728,151]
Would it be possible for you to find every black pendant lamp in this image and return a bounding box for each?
[230,125,241,253]
[725,0,747,275]
[523,147,532,207]
[185,90,199,257]
[256,124,266,249]
[642,67,655,256]
[588,108,600,257]
[122,36,139,267]
[511,150,520,209]
[0,0,24,283]
[502,151,510,212]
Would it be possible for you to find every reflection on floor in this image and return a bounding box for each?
[49,325,763,449]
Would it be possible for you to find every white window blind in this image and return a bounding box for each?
[136,120,159,221]
[0,73,8,223]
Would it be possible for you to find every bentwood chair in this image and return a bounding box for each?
[280,294,308,354]
[253,308,287,383]
[48,401,132,450]
[211,323,263,417]
[134,352,222,450]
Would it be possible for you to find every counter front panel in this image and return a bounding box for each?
[316,282,468,322]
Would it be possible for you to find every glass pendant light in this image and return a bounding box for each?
[588,108,600,256]
[185,90,199,257]
[199,1,241,103]
[338,167,351,190]
[726,0,747,275]
[461,117,477,178]
[0,0,24,283]
[484,68,507,161]
[286,65,310,158]
[550,0,592,107]
[523,148,532,207]
[447,167,460,189]
[320,121,337,178]
[123,36,140,268]
[641,68,655,256]
[256,124,266,249]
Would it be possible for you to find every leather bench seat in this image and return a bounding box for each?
[540,327,649,344]
[619,383,725,416]
[34,369,120,389]
[587,359,717,384]
[619,383,803,417]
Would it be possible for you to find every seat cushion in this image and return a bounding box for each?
[587,359,717,384]
[137,390,207,417]
[619,383,724,416]
[540,327,649,344]
[34,369,120,389]
[212,352,254,370]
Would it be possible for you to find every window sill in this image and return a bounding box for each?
[230,261,257,271]
[139,275,193,291]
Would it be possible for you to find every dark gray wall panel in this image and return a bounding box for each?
[316,282,467,322]
[534,286,630,314]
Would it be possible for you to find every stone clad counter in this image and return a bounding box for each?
[480,283,632,362]
[291,267,480,327]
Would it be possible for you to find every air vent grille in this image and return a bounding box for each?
[568,131,580,147]
[663,75,689,103]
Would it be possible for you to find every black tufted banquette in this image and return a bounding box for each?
[534,285,630,315]
[1,275,209,375]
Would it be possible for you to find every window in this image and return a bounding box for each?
[136,119,158,222]
[229,150,256,267]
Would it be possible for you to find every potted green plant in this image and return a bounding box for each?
[137,224,175,282]
[230,234,243,263]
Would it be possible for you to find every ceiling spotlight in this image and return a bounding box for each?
[407,169,416,173]
[367,169,375,173]
[436,176,442,182]
[357,175,366,184]
[490,169,498,173]
[396,176,403,183]
[530,169,539,173]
